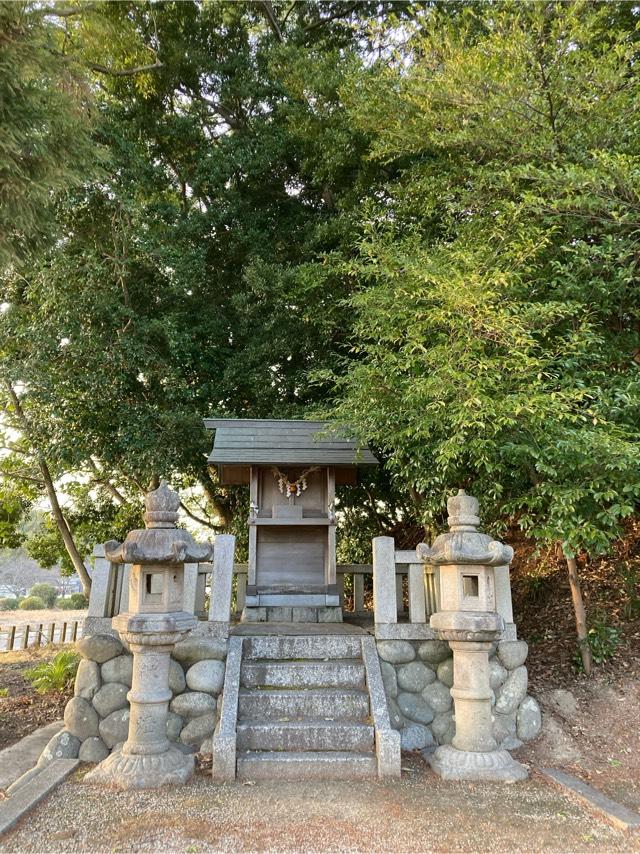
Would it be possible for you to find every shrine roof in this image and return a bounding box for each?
[204,419,378,467]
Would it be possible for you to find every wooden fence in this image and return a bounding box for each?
[0,619,84,652]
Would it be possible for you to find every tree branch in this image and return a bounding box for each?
[88,60,163,78]
[260,1,284,42]
[179,501,223,532]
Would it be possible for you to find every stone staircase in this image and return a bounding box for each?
[213,633,400,781]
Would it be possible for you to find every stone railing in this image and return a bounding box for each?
[372,537,440,640]
[88,539,433,632]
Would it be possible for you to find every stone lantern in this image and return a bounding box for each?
[86,481,213,789]
[416,490,527,782]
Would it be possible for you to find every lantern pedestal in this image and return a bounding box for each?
[428,613,527,782]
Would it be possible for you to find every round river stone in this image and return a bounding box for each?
[495,665,528,715]
[92,682,129,718]
[74,659,101,701]
[517,695,542,741]
[397,692,434,725]
[376,640,415,664]
[172,637,227,666]
[436,658,454,688]
[185,659,225,694]
[78,736,109,763]
[170,690,216,719]
[421,681,452,713]
[417,640,451,666]
[64,696,100,741]
[396,661,436,693]
[38,730,80,766]
[101,654,133,687]
[76,634,123,664]
[99,708,130,749]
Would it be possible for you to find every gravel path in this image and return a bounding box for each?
[0,756,634,853]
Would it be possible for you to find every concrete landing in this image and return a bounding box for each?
[0,721,63,791]
[231,622,367,636]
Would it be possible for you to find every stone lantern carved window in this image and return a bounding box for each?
[145,572,163,596]
[462,574,479,598]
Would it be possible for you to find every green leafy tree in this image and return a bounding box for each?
[327,3,640,673]
[1,1,410,584]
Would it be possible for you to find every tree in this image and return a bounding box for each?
[326,3,640,673]
[0,0,411,577]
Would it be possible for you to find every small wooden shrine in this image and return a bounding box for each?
[204,419,378,621]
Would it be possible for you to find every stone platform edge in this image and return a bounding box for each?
[538,767,640,832]
[0,759,80,836]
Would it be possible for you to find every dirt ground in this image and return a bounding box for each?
[0,648,72,751]
[0,755,636,854]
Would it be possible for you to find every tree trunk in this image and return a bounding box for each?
[4,381,92,597]
[564,549,592,675]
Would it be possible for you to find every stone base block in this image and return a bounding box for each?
[84,745,194,790]
[428,745,528,783]
[241,605,343,623]
[242,607,268,622]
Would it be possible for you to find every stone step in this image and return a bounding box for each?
[241,660,366,690]
[236,750,377,781]
[237,720,375,752]
[243,635,363,662]
[238,688,370,721]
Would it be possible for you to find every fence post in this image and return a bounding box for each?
[21,625,30,650]
[408,563,427,624]
[183,563,199,614]
[87,544,114,618]
[494,564,517,640]
[209,534,236,637]
[236,571,247,614]
[46,623,55,645]
[34,623,43,648]
[7,626,16,651]
[373,537,397,630]
[354,573,365,614]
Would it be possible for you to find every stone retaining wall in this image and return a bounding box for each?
[38,634,228,767]
[376,638,541,752]
[39,632,541,769]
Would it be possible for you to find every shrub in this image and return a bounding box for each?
[28,583,57,608]
[0,597,19,611]
[69,592,88,608]
[55,597,77,610]
[574,612,622,670]
[25,650,79,694]
[19,595,45,610]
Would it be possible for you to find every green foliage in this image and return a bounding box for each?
[55,597,78,611]
[0,597,19,611]
[69,593,88,609]
[18,595,45,610]
[24,650,79,694]
[28,583,57,608]
[618,564,640,620]
[0,0,411,563]
[574,612,622,670]
[0,1,101,268]
[326,3,640,557]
